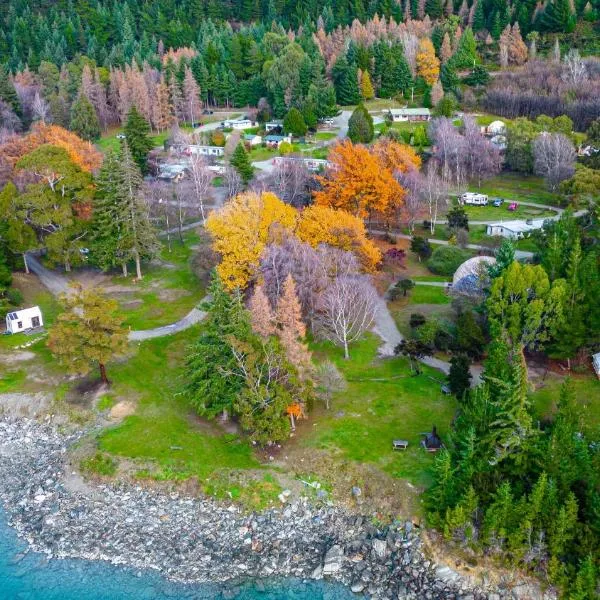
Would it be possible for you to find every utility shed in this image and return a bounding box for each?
[5,306,43,334]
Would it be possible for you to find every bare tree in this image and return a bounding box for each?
[188,153,213,223]
[421,163,449,233]
[224,165,242,199]
[267,158,313,207]
[533,133,576,191]
[31,92,50,123]
[315,360,347,410]
[317,275,378,359]
[562,49,588,86]
[462,116,502,187]
[396,168,426,233]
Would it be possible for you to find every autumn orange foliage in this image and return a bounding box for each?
[314,140,403,219]
[416,38,440,86]
[370,139,421,174]
[206,191,381,290]
[0,123,102,174]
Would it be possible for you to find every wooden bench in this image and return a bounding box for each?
[393,439,408,450]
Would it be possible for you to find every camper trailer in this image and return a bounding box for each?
[458,192,488,206]
[5,306,43,334]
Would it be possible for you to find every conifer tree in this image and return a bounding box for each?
[230,142,254,184]
[360,70,375,100]
[249,284,276,338]
[348,103,374,143]
[0,65,21,116]
[332,56,360,105]
[70,94,101,141]
[124,105,153,174]
[448,354,472,399]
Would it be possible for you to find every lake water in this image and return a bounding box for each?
[0,511,356,600]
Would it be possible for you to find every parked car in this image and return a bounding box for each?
[492,198,504,207]
[116,133,126,139]
[508,202,519,211]
[202,109,214,115]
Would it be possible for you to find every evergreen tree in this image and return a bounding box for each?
[124,106,153,174]
[425,0,443,18]
[283,107,307,137]
[347,103,374,143]
[0,65,21,116]
[360,70,375,100]
[230,142,254,184]
[540,0,576,32]
[448,354,472,399]
[488,239,515,279]
[446,205,469,230]
[185,276,249,420]
[332,56,360,106]
[70,94,101,141]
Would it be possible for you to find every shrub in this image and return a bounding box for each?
[427,246,470,276]
[409,313,427,328]
[384,247,405,266]
[6,288,23,306]
[80,452,117,477]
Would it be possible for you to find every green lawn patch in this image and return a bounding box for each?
[247,146,277,162]
[315,132,337,141]
[409,286,451,305]
[80,452,117,477]
[305,335,456,487]
[96,126,193,154]
[412,275,451,282]
[98,328,260,481]
[477,173,563,207]
[461,202,557,221]
[0,369,26,392]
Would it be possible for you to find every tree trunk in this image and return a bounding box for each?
[122,262,128,277]
[343,339,350,360]
[65,259,71,272]
[134,251,142,280]
[99,362,109,385]
[23,253,29,274]
[289,412,296,431]
[222,408,228,422]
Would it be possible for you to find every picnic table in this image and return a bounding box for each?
[393,439,409,450]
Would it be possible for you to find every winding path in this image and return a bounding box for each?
[26,254,207,341]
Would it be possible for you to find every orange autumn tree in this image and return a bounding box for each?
[371,139,421,174]
[296,205,381,272]
[205,191,296,290]
[313,140,404,219]
[416,38,440,86]
[0,123,102,175]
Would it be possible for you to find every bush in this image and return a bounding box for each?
[427,246,470,276]
[6,288,23,306]
[409,313,427,328]
[80,452,117,477]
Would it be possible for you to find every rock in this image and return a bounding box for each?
[372,538,388,559]
[435,565,462,585]
[351,582,365,593]
[323,545,344,576]
[311,565,323,580]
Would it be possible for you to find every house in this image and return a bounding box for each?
[272,156,331,172]
[264,134,292,148]
[157,164,188,182]
[388,108,431,122]
[5,306,43,334]
[222,118,255,130]
[265,120,283,132]
[183,145,224,157]
[482,120,506,136]
[244,133,262,146]
[486,219,547,239]
[459,192,488,206]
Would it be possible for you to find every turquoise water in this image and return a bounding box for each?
[0,511,356,600]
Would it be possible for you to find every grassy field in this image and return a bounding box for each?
[304,335,456,488]
[461,202,557,221]
[98,327,261,481]
[96,126,194,154]
[314,131,338,141]
[477,173,563,207]
[111,231,206,330]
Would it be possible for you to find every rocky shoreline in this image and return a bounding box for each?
[0,416,553,599]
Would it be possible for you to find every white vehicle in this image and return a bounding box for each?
[458,192,488,206]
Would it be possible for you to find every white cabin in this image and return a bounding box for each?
[459,192,488,206]
[388,108,431,122]
[183,145,224,157]
[486,219,546,239]
[5,306,43,334]
[222,118,255,130]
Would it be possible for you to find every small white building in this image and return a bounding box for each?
[459,192,488,206]
[5,306,43,334]
[183,145,224,157]
[388,108,431,122]
[157,164,188,182]
[244,133,262,146]
[485,120,506,135]
[222,118,255,130]
[486,219,547,239]
[272,156,331,172]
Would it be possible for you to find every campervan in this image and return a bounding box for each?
[458,192,488,206]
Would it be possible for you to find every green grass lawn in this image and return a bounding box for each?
[98,327,261,480]
[247,146,277,162]
[477,173,563,207]
[412,275,451,282]
[305,335,456,487]
[530,374,600,432]
[475,114,514,127]
[461,202,557,221]
[315,132,338,141]
[409,285,451,305]
[113,231,206,330]
[96,126,194,154]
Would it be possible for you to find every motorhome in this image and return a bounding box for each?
[458,192,488,206]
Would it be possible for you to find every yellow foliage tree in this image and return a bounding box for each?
[360,71,375,100]
[371,139,421,174]
[416,38,440,86]
[296,205,381,272]
[313,140,404,219]
[205,191,296,290]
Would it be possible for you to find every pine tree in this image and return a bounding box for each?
[283,107,307,137]
[70,94,101,141]
[348,103,374,143]
[116,142,159,278]
[448,354,472,399]
[230,143,254,184]
[332,56,360,106]
[124,106,153,174]
[472,0,485,32]
[0,65,21,116]
[185,276,250,420]
[488,239,515,279]
[425,0,443,18]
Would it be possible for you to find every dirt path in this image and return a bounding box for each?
[27,254,208,341]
